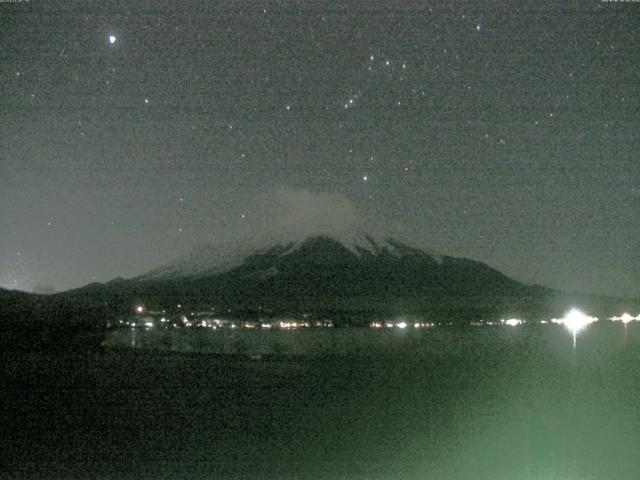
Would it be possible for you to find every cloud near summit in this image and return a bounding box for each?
[254,187,367,243]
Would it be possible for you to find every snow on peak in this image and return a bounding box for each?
[258,231,444,264]
[139,230,443,280]
[325,231,443,263]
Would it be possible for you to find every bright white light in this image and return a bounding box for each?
[611,313,636,324]
[109,35,117,44]
[621,313,634,324]
[135,305,144,313]
[504,318,522,327]
[562,308,597,333]
[397,322,407,329]
[552,308,597,349]
[144,321,154,328]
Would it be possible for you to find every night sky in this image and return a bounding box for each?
[1,0,638,297]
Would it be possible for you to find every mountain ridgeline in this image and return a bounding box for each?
[3,234,636,332]
[61,234,630,324]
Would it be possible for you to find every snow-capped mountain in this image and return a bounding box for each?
[10,232,638,325]
[138,231,444,281]
[94,232,552,323]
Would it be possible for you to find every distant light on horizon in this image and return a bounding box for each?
[559,308,598,334]
[503,318,523,327]
[556,308,598,349]
[621,313,634,324]
[610,312,637,324]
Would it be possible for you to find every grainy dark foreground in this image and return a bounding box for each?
[2,325,640,480]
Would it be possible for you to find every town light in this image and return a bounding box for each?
[559,308,598,349]
[561,308,597,334]
[503,318,523,327]
[620,313,634,324]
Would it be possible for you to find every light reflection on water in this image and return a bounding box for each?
[106,321,640,358]
[7,322,640,480]
[101,322,640,479]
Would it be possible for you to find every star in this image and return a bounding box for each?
[108,35,117,44]
[363,175,368,182]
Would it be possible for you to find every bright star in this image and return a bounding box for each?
[109,35,117,44]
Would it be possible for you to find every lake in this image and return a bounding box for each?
[2,322,640,479]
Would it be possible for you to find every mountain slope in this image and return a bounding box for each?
[64,234,557,321]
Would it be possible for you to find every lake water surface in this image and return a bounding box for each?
[3,322,640,480]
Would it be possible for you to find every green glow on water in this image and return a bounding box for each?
[4,322,640,479]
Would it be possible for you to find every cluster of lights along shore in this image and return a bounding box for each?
[127,305,640,343]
